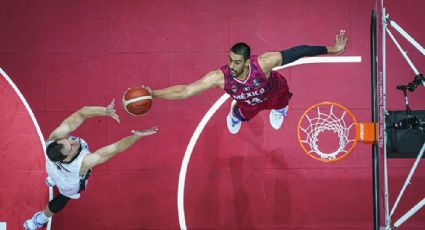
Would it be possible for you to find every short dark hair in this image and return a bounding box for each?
[46,141,66,162]
[230,42,250,60]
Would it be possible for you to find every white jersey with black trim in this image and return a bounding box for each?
[45,136,91,199]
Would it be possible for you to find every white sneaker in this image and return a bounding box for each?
[226,100,241,134]
[23,212,47,230]
[269,106,288,130]
[45,176,56,187]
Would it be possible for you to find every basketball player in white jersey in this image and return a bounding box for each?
[23,99,158,230]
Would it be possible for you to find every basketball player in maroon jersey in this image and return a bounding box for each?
[23,100,158,230]
[147,31,347,134]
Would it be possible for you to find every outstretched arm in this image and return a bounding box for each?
[147,70,224,100]
[47,99,120,141]
[258,30,348,76]
[80,126,158,174]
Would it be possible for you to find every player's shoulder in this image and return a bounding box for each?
[204,69,224,80]
[258,52,281,62]
[210,69,224,76]
[257,52,282,70]
[202,70,225,88]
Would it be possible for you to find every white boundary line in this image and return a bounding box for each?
[177,56,362,230]
[273,56,362,70]
[0,68,52,230]
[177,94,230,229]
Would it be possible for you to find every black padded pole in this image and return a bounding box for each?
[370,9,381,230]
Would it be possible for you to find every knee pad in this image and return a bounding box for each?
[48,194,70,213]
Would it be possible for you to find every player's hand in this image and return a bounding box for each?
[328,30,348,55]
[131,126,158,137]
[106,99,120,123]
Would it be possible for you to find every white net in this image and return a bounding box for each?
[298,103,357,161]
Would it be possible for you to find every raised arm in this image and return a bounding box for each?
[47,99,120,141]
[258,30,348,76]
[148,70,224,100]
[80,127,158,174]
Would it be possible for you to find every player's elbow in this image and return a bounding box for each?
[79,106,91,113]
[94,156,108,166]
[77,106,93,118]
[95,153,113,166]
[176,86,194,99]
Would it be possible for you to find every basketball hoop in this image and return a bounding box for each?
[297,102,378,162]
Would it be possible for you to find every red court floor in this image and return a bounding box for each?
[0,0,424,229]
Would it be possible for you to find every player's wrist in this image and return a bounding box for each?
[327,46,335,54]
[151,90,160,98]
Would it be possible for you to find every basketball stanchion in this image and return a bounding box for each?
[297,101,378,162]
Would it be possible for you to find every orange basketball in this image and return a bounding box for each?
[122,87,152,116]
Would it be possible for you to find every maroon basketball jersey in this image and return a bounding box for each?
[221,55,287,107]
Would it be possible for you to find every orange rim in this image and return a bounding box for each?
[297,101,359,163]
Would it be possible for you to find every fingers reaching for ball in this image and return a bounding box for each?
[131,126,158,137]
[106,99,120,123]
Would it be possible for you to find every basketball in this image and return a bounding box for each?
[122,87,152,116]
